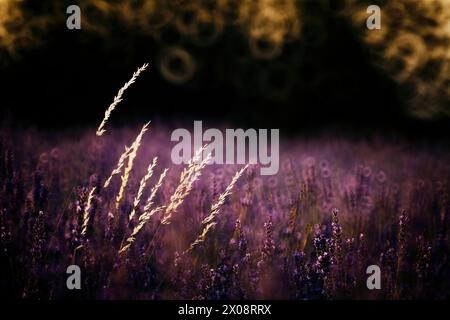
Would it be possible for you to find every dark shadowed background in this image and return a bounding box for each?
[0,0,449,138]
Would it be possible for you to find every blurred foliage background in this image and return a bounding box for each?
[0,0,449,136]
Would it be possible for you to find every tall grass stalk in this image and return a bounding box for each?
[185,164,248,253]
[129,157,158,222]
[96,63,149,136]
[115,122,150,210]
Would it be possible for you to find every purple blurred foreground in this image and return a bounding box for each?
[0,125,449,299]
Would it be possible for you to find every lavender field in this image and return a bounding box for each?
[1,126,449,300]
